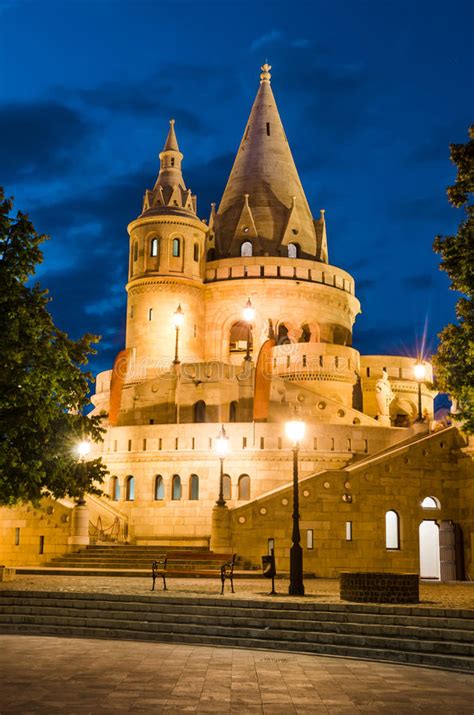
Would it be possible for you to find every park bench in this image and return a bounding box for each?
[150,552,237,594]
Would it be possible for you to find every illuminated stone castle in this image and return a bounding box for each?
[1,66,472,580]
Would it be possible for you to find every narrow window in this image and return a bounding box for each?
[125,475,135,501]
[189,474,199,501]
[39,536,44,555]
[242,436,247,449]
[154,475,164,501]
[192,437,195,450]
[278,437,282,450]
[366,367,371,377]
[193,324,197,338]
[172,475,182,500]
[260,437,264,449]
[238,474,250,500]
[193,400,206,423]
[223,475,231,500]
[172,238,180,257]
[302,354,307,367]
[241,241,253,257]
[150,238,158,257]
[313,437,318,450]
[158,438,162,450]
[331,438,335,451]
[149,419,155,425]
[170,157,175,167]
[385,510,400,550]
[266,122,270,136]
[111,476,120,501]
[268,538,275,554]
[229,401,238,423]
[148,308,153,321]
[319,355,323,368]
[175,437,178,450]
[143,438,147,451]
[193,243,199,262]
[113,440,117,452]
[307,529,314,550]
[130,306,134,319]
[15,527,20,546]
[128,439,132,452]
[133,242,138,261]
[347,438,352,451]
[346,521,352,541]
[364,439,368,453]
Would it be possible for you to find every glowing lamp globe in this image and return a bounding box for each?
[414,362,426,381]
[173,304,184,328]
[215,425,229,458]
[285,420,305,444]
[76,441,91,459]
[243,298,255,323]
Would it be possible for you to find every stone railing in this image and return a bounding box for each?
[270,343,359,383]
[205,257,355,296]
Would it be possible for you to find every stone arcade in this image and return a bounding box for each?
[1,65,473,580]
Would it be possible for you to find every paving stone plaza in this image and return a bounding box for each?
[1,575,473,713]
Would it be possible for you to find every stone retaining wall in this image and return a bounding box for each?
[340,572,419,603]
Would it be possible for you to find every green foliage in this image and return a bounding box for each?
[0,188,108,505]
[433,126,474,432]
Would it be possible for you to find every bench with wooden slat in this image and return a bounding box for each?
[150,553,237,593]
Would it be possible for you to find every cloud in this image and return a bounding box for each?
[0,101,95,183]
[401,273,434,290]
[250,29,283,52]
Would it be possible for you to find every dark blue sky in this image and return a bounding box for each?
[1,0,472,377]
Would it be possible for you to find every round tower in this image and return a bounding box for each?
[125,120,208,380]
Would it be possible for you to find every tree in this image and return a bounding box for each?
[0,189,108,505]
[433,126,474,433]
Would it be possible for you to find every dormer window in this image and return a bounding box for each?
[241,241,252,257]
[288,243,299,258]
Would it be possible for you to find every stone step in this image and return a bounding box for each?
[1,603,472,645]
[14,567,265,579]
[0,591,473,672]
[0,619,472,672]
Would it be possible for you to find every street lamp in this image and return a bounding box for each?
[172,304,184,365]
[285,419,306,596]
[215,425,229,506]
[242,298,255,362]
[413,361,426,422]
[75,440,91,506]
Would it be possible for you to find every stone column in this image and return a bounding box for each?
[210,505,231,553]
[68,503,90,551]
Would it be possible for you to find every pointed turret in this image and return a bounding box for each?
[141,119,197,217]
[212,64,324,260]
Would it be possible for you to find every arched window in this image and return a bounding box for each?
[111,476,120,501]
[241,241,253,257]
[150,238,159,257]
[189,474,199,501]
[172,474,182,500]
[229,401,238,422]
[299,324,311,343]
[385,510,400,550]
[170,157,175,167]
[421,496,440,509]
[207,248,216,261]
[193,400,206,423]
[193,243,199,262]
[125,475,135,501]
[133,242,138,261]
[172,238,181,257]
[288,243,299,258]
[277,323,291,345]
[238,474,250,500]
[223,474,232,501]
[154,475,164,501]
[229,321,251,354]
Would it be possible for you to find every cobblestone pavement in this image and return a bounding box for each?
[1,575,474,610]
[0,634,473,714]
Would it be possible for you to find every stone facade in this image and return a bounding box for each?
[1,65,472,581]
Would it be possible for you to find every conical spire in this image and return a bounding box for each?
[141,119,197,217]
[212,64,322,260]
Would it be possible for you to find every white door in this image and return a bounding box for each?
[419,521,440,579]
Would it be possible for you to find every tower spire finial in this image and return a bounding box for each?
[260,62,271,83]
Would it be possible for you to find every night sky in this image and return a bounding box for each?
[1,0,472,380]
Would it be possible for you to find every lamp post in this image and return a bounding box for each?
[242,298,255,362]
[285,419,306,596]
[215,424,229,506]
[75,440,91,506]
[413,361,426,422]
[173,304,184,365]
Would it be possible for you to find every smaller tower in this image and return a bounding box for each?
[125,120,207,374]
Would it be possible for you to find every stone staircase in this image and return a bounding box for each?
[0,590,472,672]
[15,544,258,578]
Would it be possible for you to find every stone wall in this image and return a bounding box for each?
[340,572,419,603]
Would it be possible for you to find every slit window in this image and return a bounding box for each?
[172,238,181,257]
[133,242,138,261]
[15,527,20,546]
[150,238,158,257]
[266,122,270,136]
[148,308,153,321]
[39,536,44,555]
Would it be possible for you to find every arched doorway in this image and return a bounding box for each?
[419,521,440,580]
